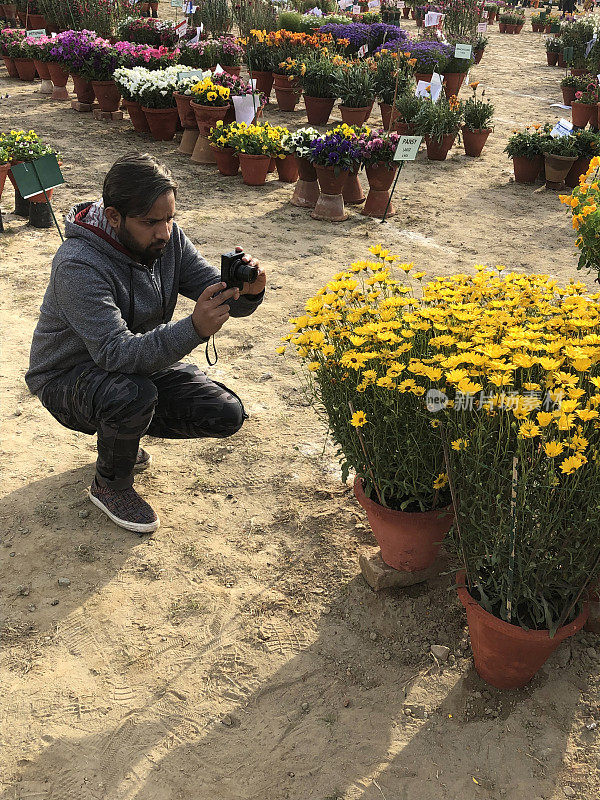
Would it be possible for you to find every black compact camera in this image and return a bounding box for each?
[221,250,258,291]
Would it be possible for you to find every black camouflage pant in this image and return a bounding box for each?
[38,361,246,490]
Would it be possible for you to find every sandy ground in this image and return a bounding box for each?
[2,9,600,800]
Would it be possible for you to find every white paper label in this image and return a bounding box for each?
[358,44,368,57]
[175,20,188,38]
[454,43,472,59]
[397,0,405,7]
[431,71,443,85]
[176,69,206,80]
[551,118,573,138]
[170,0,183,6]
[477,22,487,32]
[352,4,361,12]
[233,94,258,125]
[26,29,46,39]
[425,11,442,26]
[394,135,423,161]
[586,38,597,57]
[214,63,224,75]
[415,80,442,102]
[367,0,380,8]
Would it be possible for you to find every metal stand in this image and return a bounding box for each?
[381,161,404,223]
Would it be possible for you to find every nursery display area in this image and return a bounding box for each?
[3,0,600,798]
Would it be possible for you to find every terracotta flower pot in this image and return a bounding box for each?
[268,157,276,173]
[190,102,230,163]
[251,70,273,101]
[27,12,46,27]
[142,106,178,141]
[513,155,543,183]
[275,154,298,183]
[91,80,121,112]
[304,94,335,125]
[312,165,349,222]
[462,126,491,157]
[355,477,453,571]
[16,9,25,24]
[379,102,401,130]
[222,65,240,77]
[584,581,600,633]
[0,161,10,201]
[2,3,17,19]
[13,57,36,81]
[547,51,559,66]
[557,52,566,69]
[2,55,18,78]
[571,67,588,76]
[571,101,595,128]
[425,133,456,161]
[28,186,54,204]
[562,86,576,106]
[457,571,588,689]
[33,59,50,81]
[72,74,95,104]
[342,168,365,204]
[402,6,409,17]
[290,157,319,208]
[174,91,197,129]
[443,72,466,99]
[474,47,484,65]
[124,99,150,132]
[273,73,301,89]
[395,121,415,135]
[211,144,239,176]
[339,104,371,125]
[238,153,271,186]
[544,152,577,188]
[274,85,302,111]
[498,22,506,32]
[362,163,398,218]
[565,156,592,188]
[47,61,70,100]
[414,72,433,84]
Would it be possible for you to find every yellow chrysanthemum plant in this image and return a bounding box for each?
[560,156,600,278]
[280,246,451,515]
[412,267,600,636]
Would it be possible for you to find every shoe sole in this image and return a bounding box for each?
[134,453,153,471]
[88,489,160,534]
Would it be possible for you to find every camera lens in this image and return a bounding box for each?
[232,257,258,285]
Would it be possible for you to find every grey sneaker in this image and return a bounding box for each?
[134,447,152,471]
[88,478,160,534]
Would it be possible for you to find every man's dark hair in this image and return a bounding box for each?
[103,152,177,217]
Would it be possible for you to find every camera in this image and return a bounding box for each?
[221,250,258,291]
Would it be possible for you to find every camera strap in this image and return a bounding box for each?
[205,334,218,367]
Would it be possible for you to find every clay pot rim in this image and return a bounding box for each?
[237,152,271,160]
[462,125,492,134]
[456,570,588,641]
[190,100,231,110]
[354,476,453,522]
[141,105,178,113]
[339,103,372,111]
[544,153,578,163]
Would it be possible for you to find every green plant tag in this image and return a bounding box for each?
[540,11,548,20]
[563,46,574,62]
[454,43,472,59]
[394,136,422,162]
[26,28,46,39]
[551,22,560,33]
[10,155,64,200]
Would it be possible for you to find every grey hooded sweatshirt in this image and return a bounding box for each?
[25,202,263,394]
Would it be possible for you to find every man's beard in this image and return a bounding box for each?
[117,220,166,266]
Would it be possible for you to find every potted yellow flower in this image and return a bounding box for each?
[189,76,231,164]
[227,122,282,185]
[207,121,239,176]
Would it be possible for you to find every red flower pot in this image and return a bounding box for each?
[251,70,273,101]
[512,155,543,183]
[273,73,301,89]
[0,161,10,201]
[210,145,239,176]
[29,187,54,204]
[557,52,566,68]
[402,6,409,17]
[174,91,198,129]
[2,55,18,78]
[443,71,466,98]
[565,156,592,188]
[379,102,401,130]
[312,165,349,222]
[190,102,230,163]
[498,22,506,32]
[2,3,17,19]
[124,99,150,132]
[462,126,491,157]
[275,154,298,183]
[27,12,46,27]
[238,153,271,186]
[547,51,558,66]
[571,67,588,76]
[72,73,95,104]
[274,85,302,111]
[91,80,121,112]
[457,571,588,689]
[339,104,371,125]
[562,86,576,106]
[342,169,365,205]
[414,72,433,84]
[355,477,453,571]
[474,47,484,64]
[33,59,50,81]
[362,163,398,218]
[425,133,456,161]
[571,101,595,128]
[13,57,36,81]
[304,94,335,125]
[290,157,319,208]
[222,65,240,77]
[142,106,178,141]
[395,121,415,135]
[47,61,70,100]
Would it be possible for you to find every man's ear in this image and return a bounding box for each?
[104,206,122,230]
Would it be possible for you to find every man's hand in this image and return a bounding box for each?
[192,282,239,339]
[234,245,266,296]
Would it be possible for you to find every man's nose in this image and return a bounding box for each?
[155,222,171,241]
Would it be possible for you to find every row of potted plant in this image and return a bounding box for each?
[280,249,600,688]
[505,124,600,189]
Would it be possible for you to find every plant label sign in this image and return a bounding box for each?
[352,4,361,13]
[550,22,560,33]
[176,68,207,81]
[550,118,573,138]
[214,63,225,75]
[477,22,487,32]
[358,43,368,57]
[394,136,422,162]
[26,29,46,39]
[233,94,257,125]
[586,38,597,57]
[397,1,405,7]
[431,71,443,85]
[563,46,574,63]
[454,43,472,59]
[415,79,442,102]
[174,20,188,38]
[367,0,380,8]
[425,11,442,26]
[170,0,183,6]
[10,154,64,200]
